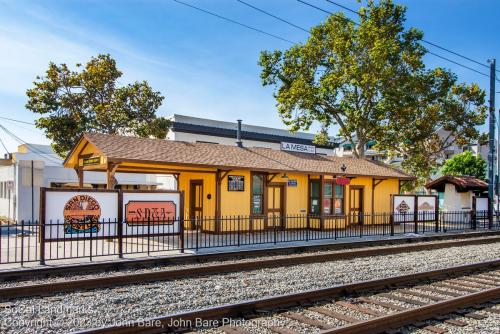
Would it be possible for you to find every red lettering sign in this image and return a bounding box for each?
[125,201,176,225]
[335,177,350,185]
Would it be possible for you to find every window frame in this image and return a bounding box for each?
[308,178,345,216]
[250,172,266,216]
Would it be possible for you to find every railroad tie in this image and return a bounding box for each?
[483,307,500,314]
[377,293,428,306]
[400,290,446,302]
[449,280,487,289]
[283,312,334,330]
[464,312,488,320]
[356,297,408,311]
[267,326,300,334]
[417,286,463,297]
[423,325,447,333]
[461,277,499,286]
[335,301,385,316]
[443,319,468,327]
[309,306,360,323]
[432,282,477,293]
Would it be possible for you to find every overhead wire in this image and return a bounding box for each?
[294,0,490,77]
[172,0,295,44]
[324,0,498,74]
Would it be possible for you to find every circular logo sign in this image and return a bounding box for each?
[63,195,102,234]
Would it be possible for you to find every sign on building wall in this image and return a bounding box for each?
[280,142,316,154]
[227,175,245,191]
[287,179,298,187]
[122,191,181,235]
[475,196,488,213]
[43,189,119,240]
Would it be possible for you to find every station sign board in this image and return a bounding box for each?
[335,177,350,186]
[280,142,316,154]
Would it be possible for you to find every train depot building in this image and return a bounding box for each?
[64,132,414,232]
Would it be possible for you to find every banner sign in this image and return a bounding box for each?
[392,194,438,223]
[417,195,437,221]
[44,190,119,240]
[392,195,415,223]
[122,191,181,235]
[280,142,316,154]
[42,189,183,241]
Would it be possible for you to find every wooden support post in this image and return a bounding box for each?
[319,175,324,230]
[77,167,84,188]
[106,163,119,189]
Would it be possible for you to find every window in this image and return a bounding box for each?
[251,173,265,214]
[323,182,332,214]
[334,185,344,214]
[310,180,320,214]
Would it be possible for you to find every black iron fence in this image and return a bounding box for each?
[0,211,498,266]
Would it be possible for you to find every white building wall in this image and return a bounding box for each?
[0,164,15,220]
[442,183,473,211]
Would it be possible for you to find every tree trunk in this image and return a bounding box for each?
[355,140,366,158]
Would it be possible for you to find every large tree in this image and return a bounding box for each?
[441,151,487,181]
[26,54,169,158]
[259,0,486,184]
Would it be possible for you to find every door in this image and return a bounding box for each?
[189,180,203,229]
[267,184,284,229]
[349,186,364,225]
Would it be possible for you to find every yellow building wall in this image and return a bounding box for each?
[177,169,401,231]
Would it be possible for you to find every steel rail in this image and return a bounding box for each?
[2,230,499,281]
[1,236,499,301]
[72,259,500,334]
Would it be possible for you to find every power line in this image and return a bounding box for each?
[296,0,490,77]
[0,124,62,164]
[0,133,8,155]
[0,116,35,126]
[324,0,492,71]
[172,0,295,44]
[237,0,310,33]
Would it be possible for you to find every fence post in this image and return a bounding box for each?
[273,216,277,245]
[237,215,241,247]
[306,215,310,242]
[390,212,394,236]
[471,210,477,230]
[117,218,123,259]
[179,214,185,253]
[89,217,93,262]
[414,210,418,234]
[147,216,151,256]
[195,217,199,252]
[39,219,45,265]
[20,220,25,266]
[434,208,439,233]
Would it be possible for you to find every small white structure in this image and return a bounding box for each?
[425,175,488,211]
[0,144,160,222]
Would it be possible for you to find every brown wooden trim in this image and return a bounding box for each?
[307,174,311,215]
[349,185,365,225]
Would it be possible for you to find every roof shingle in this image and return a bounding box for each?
[78,133,413,179]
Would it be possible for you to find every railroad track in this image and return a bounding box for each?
[1,236,500,300]
[72,259,500,334]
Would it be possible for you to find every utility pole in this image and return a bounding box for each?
[488,59,496,228]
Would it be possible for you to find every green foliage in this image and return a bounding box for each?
[26,54,169,158]
[258,0,486,186]
[259,0,425,158]
[441,151,487,180]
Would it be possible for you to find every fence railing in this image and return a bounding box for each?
[0,211,498,266]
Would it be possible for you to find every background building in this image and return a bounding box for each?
[0,144,159,222]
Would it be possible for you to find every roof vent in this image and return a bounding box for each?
[236,119,243,147]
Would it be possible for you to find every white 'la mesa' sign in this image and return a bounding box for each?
[281,142,316,154]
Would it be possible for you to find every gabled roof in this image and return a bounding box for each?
[65,133,414,180]
[425,175,488,192]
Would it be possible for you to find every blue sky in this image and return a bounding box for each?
[0,0,498,152]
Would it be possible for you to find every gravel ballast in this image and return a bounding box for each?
[0,242,499,333]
